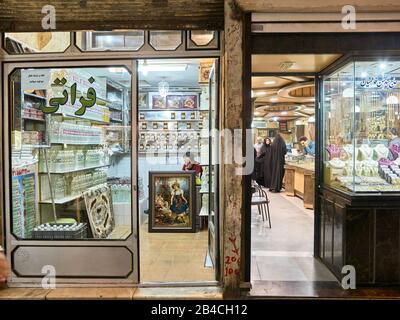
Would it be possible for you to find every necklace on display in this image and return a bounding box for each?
[359,145,373,160]
[374,144,389,159]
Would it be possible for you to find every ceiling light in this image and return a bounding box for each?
[108,67,127,73]
[256,91,267,96]
[273,117,279,122]
[342,88,354,98]
[295,120,302,125]
[138,63,187,73]
[281,111,288,115]
[380,63,387,69]
[270,97,278,102]
[263,80,276,85]
[308,116,315,123]
[254,112,261,116]
[386,95,399,105]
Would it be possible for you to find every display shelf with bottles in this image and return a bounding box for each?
[322,59,400,193]
[138,91,209,158]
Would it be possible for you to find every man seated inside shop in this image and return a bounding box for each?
[299,136,316,156]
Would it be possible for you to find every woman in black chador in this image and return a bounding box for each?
[254,138,273,188]
[269,134,287,192]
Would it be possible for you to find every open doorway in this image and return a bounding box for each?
[137,58,219,283]
[250,54,340,294]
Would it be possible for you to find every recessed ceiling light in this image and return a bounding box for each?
[263,80,276,85]
[254,91,267,96]
[380,63,387,69]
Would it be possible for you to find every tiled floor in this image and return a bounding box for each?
[139,220,215,283]
[251,190,338,294]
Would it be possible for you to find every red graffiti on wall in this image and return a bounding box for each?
[225,233,240,277]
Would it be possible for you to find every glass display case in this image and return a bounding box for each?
[323,58,400,193]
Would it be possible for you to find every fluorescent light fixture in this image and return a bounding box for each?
[263,80,276,85]
[380,63,387,69]
[254,91,267,96]
[273,117,279,122]
[386,95,399,105]
[138,64,187,73]
[270,97,278,102]
[108,67,127,73]
[281,111,288,115]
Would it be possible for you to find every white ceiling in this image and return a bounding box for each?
[252,54,342,73]
[138,59,202,88]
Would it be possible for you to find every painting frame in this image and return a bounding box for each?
[148,171,196,233]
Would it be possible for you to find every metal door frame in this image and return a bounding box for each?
[3,59,139,285]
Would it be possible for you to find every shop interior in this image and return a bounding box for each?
[9,56,218,283]
[11,66,133,241]
[250,54,340,287]
[138,58,217,283]
[251,53,400,292]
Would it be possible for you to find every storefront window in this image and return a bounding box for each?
[10,66,132,240]
[138,58,217,282]
[4,32,71,54]
[76,31,145,51]
[149,31,182,51]
[323,59,400,193]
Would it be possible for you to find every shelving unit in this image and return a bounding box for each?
[40,164,109,174]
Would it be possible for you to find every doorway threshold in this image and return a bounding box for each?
[248,280,400,299]
[0,284,222,300]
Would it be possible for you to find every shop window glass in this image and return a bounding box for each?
[137,58,217,282]
[149,31,182,51]
[76,31,145,51]
[190,31,215,46]
[10,66,132,240]
[4,32,71,54]
[323,59,400,193]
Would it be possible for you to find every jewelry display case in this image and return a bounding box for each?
[319,56,400,285]
[323,59,400,193]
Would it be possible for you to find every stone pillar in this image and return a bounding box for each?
[222,0,245,298]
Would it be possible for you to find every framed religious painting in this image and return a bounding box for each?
[148,171,196,233]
